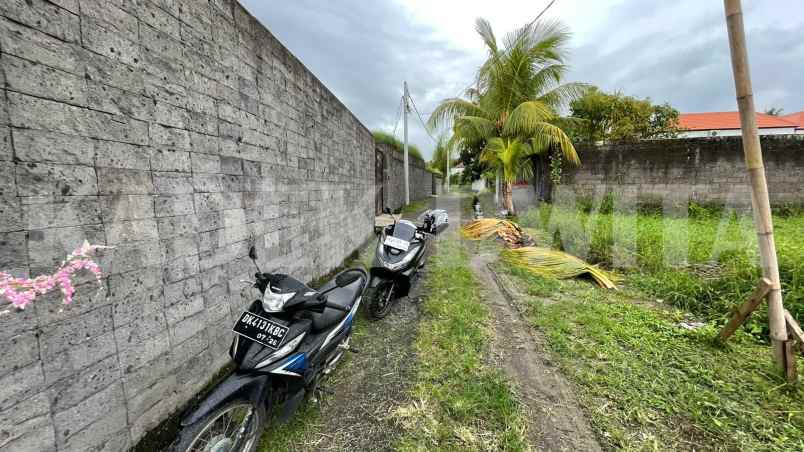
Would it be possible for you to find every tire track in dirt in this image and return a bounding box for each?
[470,251,602,452]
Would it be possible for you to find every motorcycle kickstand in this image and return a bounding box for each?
[312,386,334,409]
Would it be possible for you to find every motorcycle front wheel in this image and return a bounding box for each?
[367,280,395,319]
[171,399,265,452]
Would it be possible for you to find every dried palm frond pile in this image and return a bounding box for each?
[502,246,619,289]
[461,219,533,248]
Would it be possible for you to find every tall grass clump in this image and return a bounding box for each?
[519,198,804,339]
[373,131,425,161]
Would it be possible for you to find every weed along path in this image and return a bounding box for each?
[469,250,602,451]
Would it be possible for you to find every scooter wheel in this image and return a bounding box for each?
[171,399,265,452]
[367,281,394,319]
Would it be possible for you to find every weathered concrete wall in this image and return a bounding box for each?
[562,136,804,205]
[376,142,438,212]
[0,1,374,450]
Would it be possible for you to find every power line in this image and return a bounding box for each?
[391,94,404,140]
[529,0,558,26]
[448,0,558,102]
[407,91,439,146]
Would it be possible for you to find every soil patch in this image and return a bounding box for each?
[469,251,602,452]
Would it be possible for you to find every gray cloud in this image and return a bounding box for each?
[241,1,804,159]
[240,0,475,159]
[567,2,804,114]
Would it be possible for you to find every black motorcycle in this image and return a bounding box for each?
[172,246,367,452]
[366,207,448,319]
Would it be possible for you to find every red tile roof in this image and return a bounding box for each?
[781,111,804,129]
[678,112,798,131]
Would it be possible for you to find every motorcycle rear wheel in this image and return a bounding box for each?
[171,399,265,452]
[367,281,395,319]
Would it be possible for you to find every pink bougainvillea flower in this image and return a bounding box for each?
[0,241,112,310]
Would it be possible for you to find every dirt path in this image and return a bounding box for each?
[470,251,602,452]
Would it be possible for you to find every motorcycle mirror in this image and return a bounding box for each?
[335,272,361,288]
[248,246,262,273]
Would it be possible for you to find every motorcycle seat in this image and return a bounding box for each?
[310,270,365,331]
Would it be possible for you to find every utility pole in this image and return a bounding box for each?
[403,81,410,205]
[445,146,450,193]
[724,0,791,377]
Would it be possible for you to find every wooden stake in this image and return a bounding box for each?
[784,310,804,354]
[723,0,789,371]
[784,340,797,382]
[718,278,772,341]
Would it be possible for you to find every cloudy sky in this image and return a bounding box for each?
[240,0,804,159]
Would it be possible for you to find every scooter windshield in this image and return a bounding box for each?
[392,221,417,242]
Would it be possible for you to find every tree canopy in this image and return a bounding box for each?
[568,87,680,143]
[428,18,583,212]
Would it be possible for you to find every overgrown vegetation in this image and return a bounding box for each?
[501,268,804,451]
[518,200,804,339]
[395,238,528,451]
[566,85,680,143]
[373,130,424,161]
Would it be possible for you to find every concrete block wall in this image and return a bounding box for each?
[0,1,374,450]
[562,136,804,206]
[376,142,438,212]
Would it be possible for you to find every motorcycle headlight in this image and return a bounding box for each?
[262,285,295,313]
[378,243,419,271]
[256,332,306,369]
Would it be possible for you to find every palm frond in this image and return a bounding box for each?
[475,18,499,57]
[455,116,496,141]
[502,246,619,289]
[461,219,529,247]
[538,82,591,110]
[527,123,580,166]
[502,101,556,136]
[427,98,488,130]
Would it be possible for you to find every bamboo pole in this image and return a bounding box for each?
[724,0,789,372]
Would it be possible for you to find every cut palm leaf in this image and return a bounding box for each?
[502,246,619,289]
[461,219,531,247]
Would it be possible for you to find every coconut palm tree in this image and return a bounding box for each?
[479,137,534,212]
[428,133,453,180]
[428,18,584,213]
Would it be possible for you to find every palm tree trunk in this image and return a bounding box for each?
[494,169,501,206]
[531,154,553,203]
[503,181,515,215]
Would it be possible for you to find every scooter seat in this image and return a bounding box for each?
[310,271,365,332]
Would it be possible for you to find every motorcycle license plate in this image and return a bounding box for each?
[232,311,289,349]
[384,236,410,251]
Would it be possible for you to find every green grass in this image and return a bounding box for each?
[395,238,528,451]
[518,202,804,339]
[373,130,425,161]
[398,198,434,216]
[503,270,804,451]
